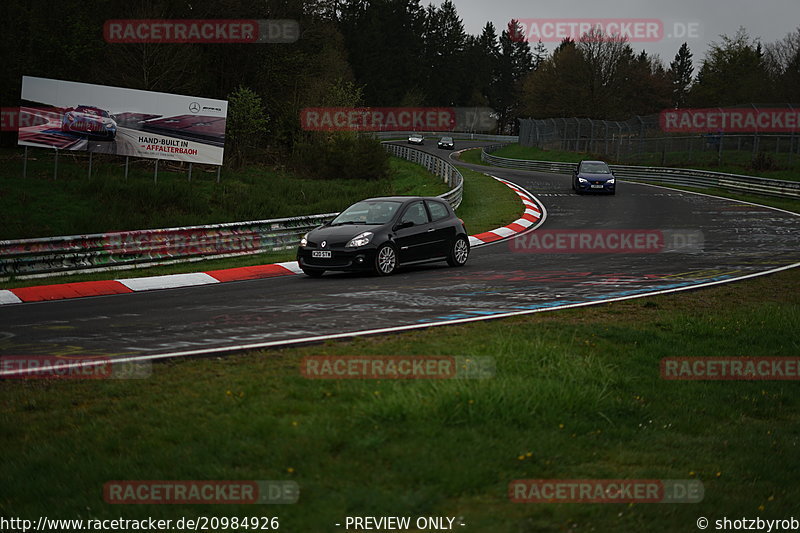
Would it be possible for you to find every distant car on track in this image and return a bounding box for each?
[572,160,616,195]
[407,133,424,145]
[437,136,454,150]
[297,196,469,277]
[60,105,117,140]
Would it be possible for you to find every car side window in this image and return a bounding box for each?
[426,200,449,222]
[401,201,430,226]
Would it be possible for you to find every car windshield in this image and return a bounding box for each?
[581,162,610,174]
[77,107,109,118]
[330,200,401,225]
[441,137,453,142]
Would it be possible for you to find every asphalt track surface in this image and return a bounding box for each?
[1,140,798,366]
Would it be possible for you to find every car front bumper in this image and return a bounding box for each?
[297,246,378,272]
[576,180,615,193]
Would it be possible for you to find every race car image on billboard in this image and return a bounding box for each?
[60,105,117,140]
[19,77,227,165]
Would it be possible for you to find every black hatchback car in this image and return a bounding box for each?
[297,196,470,276]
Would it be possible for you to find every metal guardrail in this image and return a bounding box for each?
[383,143,464,209]
[372,131,518,143]
[481,145,800,199]
[0,214,337,278]
[0,142,466,279]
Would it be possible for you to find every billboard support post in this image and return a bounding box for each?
[88,151,93,179]
[188,163,192,182]
[54,149,58,180]
[23,146,27,178]
[216,166,221,183]
[124,156,129,181]
[154,159,159,184]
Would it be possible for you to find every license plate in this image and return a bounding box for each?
[591,184,604,189]
[312,250,332,259]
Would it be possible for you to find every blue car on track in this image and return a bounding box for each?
[572,160,616,195]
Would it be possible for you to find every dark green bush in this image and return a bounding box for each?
[293,133,390,181]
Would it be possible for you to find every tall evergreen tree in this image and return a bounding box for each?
[668,42,694,108]
[689,27,769,106]
[531,40,548,70]
[495,20,534,132]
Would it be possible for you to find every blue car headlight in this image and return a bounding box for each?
[607,178,615,184]
[346,231,373,248]
[578,177,588,183]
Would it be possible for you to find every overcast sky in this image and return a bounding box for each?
[439,0,799,66]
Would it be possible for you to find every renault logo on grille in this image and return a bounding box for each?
[321,241,327,248]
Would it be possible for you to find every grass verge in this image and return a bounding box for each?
[0,149,447,240]
[0,160,522,289]
[1,264,797,531]
[455,165,524,234]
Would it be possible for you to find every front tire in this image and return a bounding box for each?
[374,243,398,276]
[447,236,470,267]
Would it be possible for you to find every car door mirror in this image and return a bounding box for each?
[395,220,414,230]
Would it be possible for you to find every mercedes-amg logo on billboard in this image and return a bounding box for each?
[189,102,200,113]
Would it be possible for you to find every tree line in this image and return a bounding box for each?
[1,0,798,164]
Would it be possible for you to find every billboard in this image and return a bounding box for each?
[18,76,227,165]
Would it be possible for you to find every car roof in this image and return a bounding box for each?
[580,160,609,165]
[360,196,444,203]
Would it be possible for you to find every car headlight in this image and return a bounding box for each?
[578,177,588,183]
[346,231,373,248]
[607,178,615,184]
[300,233,308,247]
